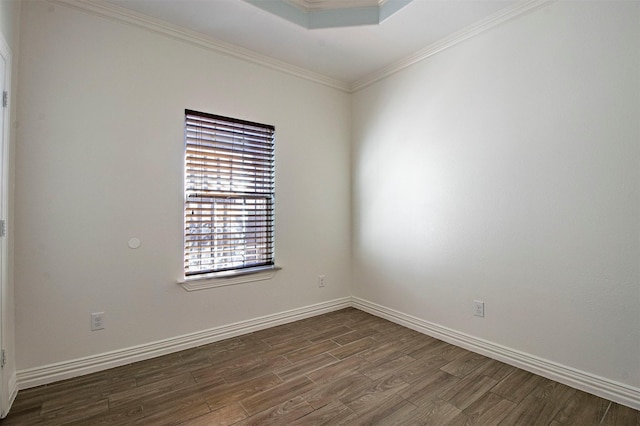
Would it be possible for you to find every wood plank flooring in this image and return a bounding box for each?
[4,308,639,425]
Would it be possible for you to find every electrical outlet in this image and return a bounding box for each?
[473,301,485,317]
[318,275,326,288]
[91,312,105,331]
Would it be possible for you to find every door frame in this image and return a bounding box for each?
[0,31,12,418]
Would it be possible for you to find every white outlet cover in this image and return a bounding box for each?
[473,300,485,317]
[91,312,105,331]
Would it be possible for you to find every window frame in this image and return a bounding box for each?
[183,109,276,282]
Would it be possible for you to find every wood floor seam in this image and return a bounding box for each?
[600,401,613,424]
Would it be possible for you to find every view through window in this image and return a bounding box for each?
[184,110,275,276]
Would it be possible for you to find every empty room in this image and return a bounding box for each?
[0,0,638,424]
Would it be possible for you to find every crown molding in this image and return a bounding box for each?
[285,0,383,12]
[245,0,411,29]
[350,0,553,92]
[50,0,552,94]
[50,0,351,92]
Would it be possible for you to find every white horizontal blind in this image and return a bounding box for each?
[184,109,275,276]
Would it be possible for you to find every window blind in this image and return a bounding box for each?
[184,109,275,276]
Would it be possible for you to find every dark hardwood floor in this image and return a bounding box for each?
[3,308,639,425]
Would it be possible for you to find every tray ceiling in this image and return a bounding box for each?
[100,0,532,87]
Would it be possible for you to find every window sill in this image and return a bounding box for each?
[178,266,281,292]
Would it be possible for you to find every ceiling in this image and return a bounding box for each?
[101,0,523,87]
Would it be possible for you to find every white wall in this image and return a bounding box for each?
[0,0,19,50]
[12,0,640,407]
[15,0,351,370]
[352,0,640,390]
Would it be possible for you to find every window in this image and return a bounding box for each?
[184,109,275,277]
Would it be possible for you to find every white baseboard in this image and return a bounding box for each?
[14,295,640,412]
[352,297,640,411]
[17,297,351,390]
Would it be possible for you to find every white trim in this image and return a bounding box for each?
[49,0,350,92]
[14,296,640,411]
[352,297,640,411]
[179,266,281,292]
[246,0,411,29]
[285,0,382,12]
[49,0,551,93]
[1,373,16,419]
[0,31,11,420]
[351,0,552,91]
[16,297,351,390]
